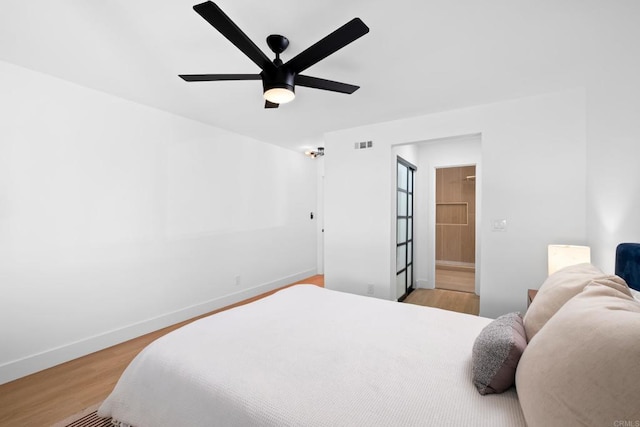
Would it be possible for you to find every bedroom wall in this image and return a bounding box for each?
[0,61,317,384]
[315,156,325,274]
[585,31,640,272]
[324,89,587,317]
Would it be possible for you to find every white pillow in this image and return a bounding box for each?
[523,263,606,341]
[630,287,640,302]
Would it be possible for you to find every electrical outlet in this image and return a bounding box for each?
[235,275,241,286]
[367,284,374,295]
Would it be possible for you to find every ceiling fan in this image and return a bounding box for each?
[179,1,370,109]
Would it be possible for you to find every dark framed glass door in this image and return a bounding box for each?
[396,157,416,301]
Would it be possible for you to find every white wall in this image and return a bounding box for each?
[0,61,317,384]
[414,135,482,293]
[585,59,640,272]
[324,89,587,317]
[323,139,393,300]
[316,156,325,274]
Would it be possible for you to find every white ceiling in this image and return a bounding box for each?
[0,1,636,151]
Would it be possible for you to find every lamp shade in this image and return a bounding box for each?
[548,244,591,275]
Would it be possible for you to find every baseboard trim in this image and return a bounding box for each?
[416,279,434,289]
[0,268,316,385]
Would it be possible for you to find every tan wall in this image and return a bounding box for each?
[436,165,476,264]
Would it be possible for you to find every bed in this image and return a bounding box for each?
[99,258,640,427]
[98,285,524,426]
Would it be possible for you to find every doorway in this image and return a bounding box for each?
[435,165,476,293]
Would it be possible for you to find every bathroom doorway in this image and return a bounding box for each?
[435,165,476,293]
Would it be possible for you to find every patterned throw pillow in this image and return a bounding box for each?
[472,312,527,395]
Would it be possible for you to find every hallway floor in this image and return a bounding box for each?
[404,288,479,315]
[435,267,475,293]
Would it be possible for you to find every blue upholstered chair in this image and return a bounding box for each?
[615,243,640,291]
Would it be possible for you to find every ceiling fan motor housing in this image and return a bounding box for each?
[261,67,295,94]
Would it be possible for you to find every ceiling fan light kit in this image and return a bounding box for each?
[305,147,325,158]
[263,87,295,104]
[179,1,369,108]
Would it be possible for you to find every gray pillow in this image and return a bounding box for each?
[472,312,527,395]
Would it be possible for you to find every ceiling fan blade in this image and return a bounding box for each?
[284,18,369,74]
[296,75,359,94]
[265,100,279,109]
[179,74,261,82]
[193,2,275,72]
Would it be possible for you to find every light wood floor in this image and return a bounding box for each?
[0,274,476,426]
[404,288,480,316]
[435,266,476,293]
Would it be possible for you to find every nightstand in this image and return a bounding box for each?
[527,289,538,307]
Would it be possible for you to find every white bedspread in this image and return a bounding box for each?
[98,285,525,426]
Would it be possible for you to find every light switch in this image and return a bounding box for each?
[491,219,507,232]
